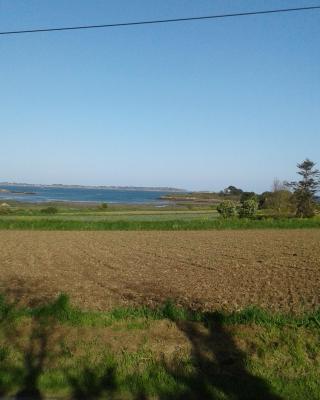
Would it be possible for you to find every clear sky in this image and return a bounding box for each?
[0,0,319,192]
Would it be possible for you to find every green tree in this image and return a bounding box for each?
[216,200,237,218]
[287,159,320,218]
[262,179,294,216]
[238,199,258,218]
[265,190,293,216]
[240,192,257,204]
[258,191,272,209]
[223,186,243,196]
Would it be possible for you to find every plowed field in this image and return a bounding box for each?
[1,230,319,312]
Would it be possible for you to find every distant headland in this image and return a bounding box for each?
[0,182,186,193]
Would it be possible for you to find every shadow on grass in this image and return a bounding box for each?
[66,316,283,400]
[0,295,283,400]
[0,294,65,400]
[14,319,50,400]
[67,365,118,400]
[160,316,282,400]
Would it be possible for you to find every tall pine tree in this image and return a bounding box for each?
[287,159,320,217]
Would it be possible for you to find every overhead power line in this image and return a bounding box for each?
[0,5,320,36]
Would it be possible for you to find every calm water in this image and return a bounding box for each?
[0,185,172,204]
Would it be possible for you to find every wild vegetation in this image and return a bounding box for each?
[286,159,320,217]
[215,158,320,221]
[216,200,237,218]
[0,293,319,400]
[0,159,319,399]
[40,206,58,214]
[0,159,319,230]
[0,216,319,230]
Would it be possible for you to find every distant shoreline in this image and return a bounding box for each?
[0,182,186,193]
[0,184,184,205]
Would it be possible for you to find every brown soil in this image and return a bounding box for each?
[0,230,319,312]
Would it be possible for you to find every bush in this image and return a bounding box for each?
[292,190,316,218]
[100,203,108,210]
[238,199,258,218]
[0,206,11,215]
[263,190,294,216]
[40,206,58,215]
[240,192,257,203]
[217,200,237,218]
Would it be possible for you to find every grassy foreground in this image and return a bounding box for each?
[0,294,319,399]
[0,216,320,230]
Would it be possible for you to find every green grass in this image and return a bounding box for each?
[0,201,216,215]
[7,295,319,329]
[0,216,319,230]
[1,294,320,399]
[0,210,218,222]
[2,201,319,230]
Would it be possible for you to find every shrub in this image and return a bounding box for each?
[238,199,258,218]
[217,200,237,218]
[40,206,58,214]
[0,206,11,215]
[263,190,294,216]
[100,203,108,210]
[240,192,257,203]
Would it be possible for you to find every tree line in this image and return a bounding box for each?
[217,159,320,219]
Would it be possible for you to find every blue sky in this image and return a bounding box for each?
[0,0,319,192]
